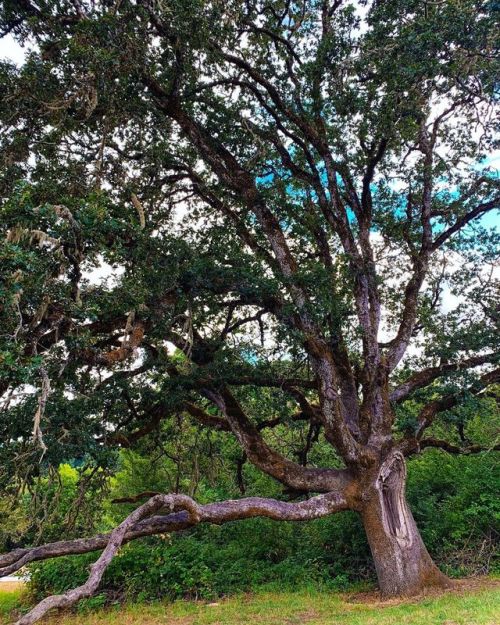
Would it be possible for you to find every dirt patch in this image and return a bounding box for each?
[283,610,319,624]
[345,575,500,607]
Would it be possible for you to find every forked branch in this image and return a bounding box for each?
[4,491,350,624]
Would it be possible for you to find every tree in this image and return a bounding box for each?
[0,0,499,621]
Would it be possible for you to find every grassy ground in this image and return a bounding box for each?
[1,578,499,625]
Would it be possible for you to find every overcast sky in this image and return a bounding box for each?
[0,34,25,65]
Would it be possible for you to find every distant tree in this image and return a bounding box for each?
[0,1,498,622]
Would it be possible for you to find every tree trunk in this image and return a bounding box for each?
[361,451,451,597]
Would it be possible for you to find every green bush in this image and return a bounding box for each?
[29,512,370,602]
[407,450,499,577]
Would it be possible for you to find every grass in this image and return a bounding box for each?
[1,577,499,625]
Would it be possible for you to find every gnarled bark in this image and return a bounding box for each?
[361,452,451,597]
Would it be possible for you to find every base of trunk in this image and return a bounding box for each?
[362,451,452,598]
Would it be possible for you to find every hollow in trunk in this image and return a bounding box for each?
[361,451,451,597]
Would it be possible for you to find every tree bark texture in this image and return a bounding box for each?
[361,452,450,597]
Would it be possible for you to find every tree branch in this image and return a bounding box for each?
[417,438,500,454]
[432,197,500,250]
[2,490,353,618]
[202,386,353,491]
[413,367,500,439]
[390,353,499,403]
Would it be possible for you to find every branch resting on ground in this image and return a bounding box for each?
[2,491,349,624]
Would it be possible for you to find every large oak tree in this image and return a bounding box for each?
[0,1,499,622]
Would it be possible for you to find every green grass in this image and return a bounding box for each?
[1,578,499,625]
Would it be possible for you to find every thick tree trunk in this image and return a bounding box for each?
[361,451,451,597]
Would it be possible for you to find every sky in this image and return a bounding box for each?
[0,34,25,65]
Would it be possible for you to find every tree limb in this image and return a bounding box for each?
[390,353,499,403]
[431,197,500,250]
[418,438,500,454]
[2,489,352,621]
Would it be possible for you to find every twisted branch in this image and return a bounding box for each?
[2,490,350,623]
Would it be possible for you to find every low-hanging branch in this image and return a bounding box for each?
[3,490,350,625]
[0,491,351,579]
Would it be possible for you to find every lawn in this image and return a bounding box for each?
[1,578,499,625]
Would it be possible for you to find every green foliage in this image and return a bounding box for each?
[408,451,500,577]
[0,0,498,606]
[0,464,109,552]
[0,0,498,491]
[28,515,367,602]
[0,497,29,553]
